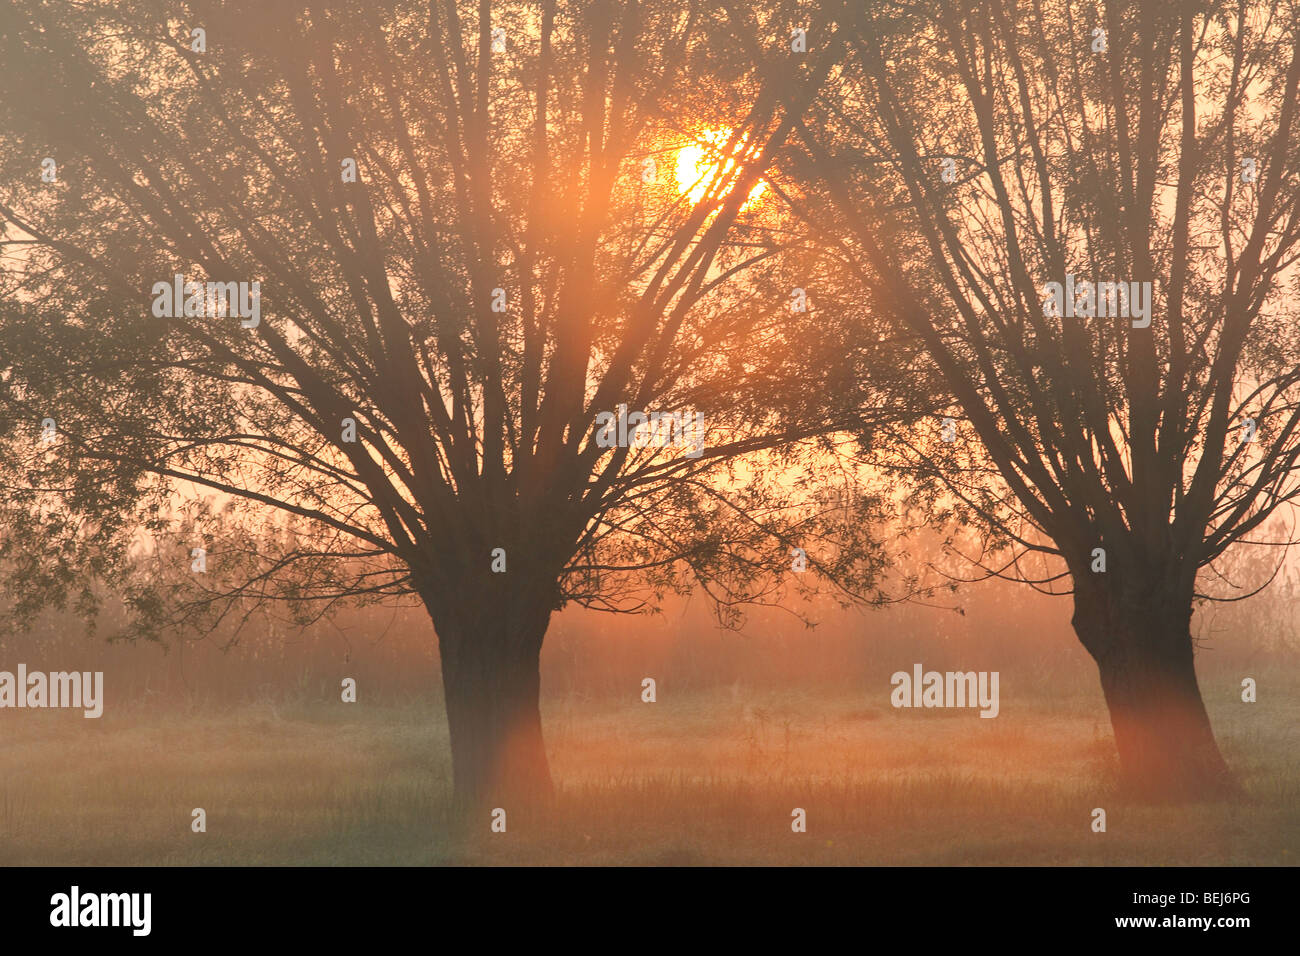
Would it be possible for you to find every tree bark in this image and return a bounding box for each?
[1071,582,1236,801]
[422,573,556,807]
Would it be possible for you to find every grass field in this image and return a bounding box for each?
[1,660,1295,866]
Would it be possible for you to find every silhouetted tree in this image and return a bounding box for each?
[0,0,906,803]
[771,0,1300,799]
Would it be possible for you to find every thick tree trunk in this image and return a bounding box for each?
[423,574,556,807]
[1071,583,1236,801]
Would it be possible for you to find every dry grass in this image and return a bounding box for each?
[1,664,1295,865]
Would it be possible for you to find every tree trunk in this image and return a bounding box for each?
[1071,583,1236,801]
[423,574,556,807]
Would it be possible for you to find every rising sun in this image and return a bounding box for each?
[674,127,768,209]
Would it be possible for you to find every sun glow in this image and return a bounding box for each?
[673,127,767,209]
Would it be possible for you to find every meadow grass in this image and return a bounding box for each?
[1,663,1295,866]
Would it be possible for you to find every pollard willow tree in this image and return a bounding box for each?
[0,0,890,802]
[768,0,1300,798]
